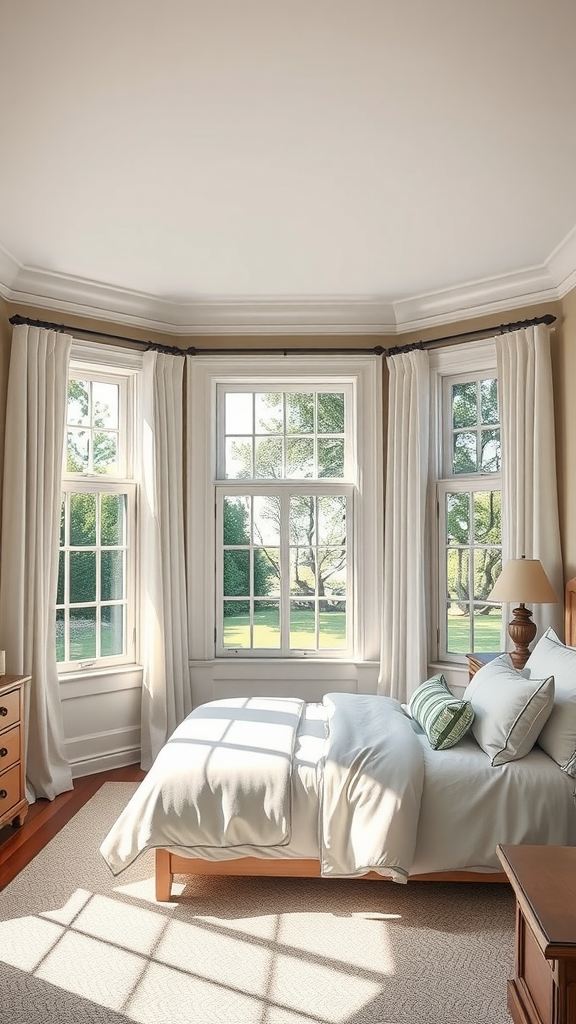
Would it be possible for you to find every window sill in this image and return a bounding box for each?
[427,660,469,696]
[59,663,143,699]
[59,662,143,682]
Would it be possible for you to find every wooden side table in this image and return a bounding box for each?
[497,844,576,1024]
[466,651,503,680]
[0,675,30,830]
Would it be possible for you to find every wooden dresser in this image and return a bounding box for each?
[497,844,576,1024]
[0,675,30,830]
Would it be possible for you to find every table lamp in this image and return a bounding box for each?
[488,556,557,670]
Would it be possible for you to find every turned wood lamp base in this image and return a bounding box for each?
[488,557,558,673]
[507,603,537,671]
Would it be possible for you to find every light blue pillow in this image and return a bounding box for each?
[408,674,475,749]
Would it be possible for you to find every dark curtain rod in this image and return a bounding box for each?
[8,312,556,357]
[386,312,556,356]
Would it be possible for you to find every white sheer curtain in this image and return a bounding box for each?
[140,350,191,769]
[496,323,564,637]
[0,324,73,800]
[379,349,430,701]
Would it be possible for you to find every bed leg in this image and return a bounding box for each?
[155,849,173,901]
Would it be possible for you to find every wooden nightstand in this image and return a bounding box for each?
[466,651,503,680]
[497,844,576,1024]
[0,675,30,830]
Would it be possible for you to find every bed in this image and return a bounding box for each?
[100,578,576,900]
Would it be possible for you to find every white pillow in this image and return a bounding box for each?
[463,654,554,766]
[525,628,576,776]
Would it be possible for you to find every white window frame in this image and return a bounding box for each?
[429,339,503,665]
[58,342,141,674]
[215,382,354,659]
[58,478,137,670]
[216,481,355,658]
[436,476,502,660]
[216,382,354,480]
[188,355,383,669]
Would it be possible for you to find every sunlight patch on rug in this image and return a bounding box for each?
[0,781,515,1024]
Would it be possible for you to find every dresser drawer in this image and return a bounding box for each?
[0,724,20,770]
[0,763,21,816]
[0,688,20,730]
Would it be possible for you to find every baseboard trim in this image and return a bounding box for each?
[70,746,141,778]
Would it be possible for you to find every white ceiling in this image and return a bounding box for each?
[2,0,576,335]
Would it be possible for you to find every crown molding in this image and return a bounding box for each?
[546,222,576,299]
[1,231,575,335]
[0,244,21,297]
[1,255,397,335]
[392,265,559,334]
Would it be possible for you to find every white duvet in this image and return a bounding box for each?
[100,692,576,881]
[101,696,305,871]
[101,692,424,881]
[319,693,424,880]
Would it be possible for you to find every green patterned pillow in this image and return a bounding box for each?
[408,674,475,750]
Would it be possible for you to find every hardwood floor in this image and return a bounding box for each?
[0,764,146,891]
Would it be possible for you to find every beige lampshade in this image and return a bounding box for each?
[488,558,557,605]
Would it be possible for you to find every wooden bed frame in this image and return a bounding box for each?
[155,575,576,900]
[155,849,503,900]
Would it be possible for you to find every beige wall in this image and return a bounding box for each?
[1,291,575,581]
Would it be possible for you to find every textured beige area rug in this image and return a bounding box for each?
[0,782,515,1024]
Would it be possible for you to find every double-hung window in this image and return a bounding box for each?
[216,386,352,656]
[432,344,503,661]
[188,355,382,673]
[57,351,137,671]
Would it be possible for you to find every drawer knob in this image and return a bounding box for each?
[0,747,7,757]
[0,707,7,716]
[0,790,6,799]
